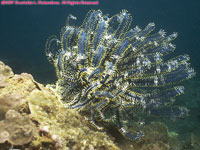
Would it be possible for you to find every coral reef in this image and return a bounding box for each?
[45,9,195,140]
[0,60,198,150]
[28,89,118,150]
[0,61,118,150]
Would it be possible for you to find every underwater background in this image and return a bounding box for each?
[0,0,200,148]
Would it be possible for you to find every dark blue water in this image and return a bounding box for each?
[0,0,200,148]
[0,0,200,83]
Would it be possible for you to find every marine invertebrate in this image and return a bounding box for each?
[45,10,195,140]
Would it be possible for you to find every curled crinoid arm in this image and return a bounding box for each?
[117,109,144,140]
[102,105,144,140]
[66,14,77,26]
[45,35,61,63]
[119,127,143,140]
[45,9,195,141]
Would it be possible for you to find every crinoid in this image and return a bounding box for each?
[45,10,195,140]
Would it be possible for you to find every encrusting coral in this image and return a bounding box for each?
[0,110,35,145]
[0,61,13,77]
[0,61,40,120]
